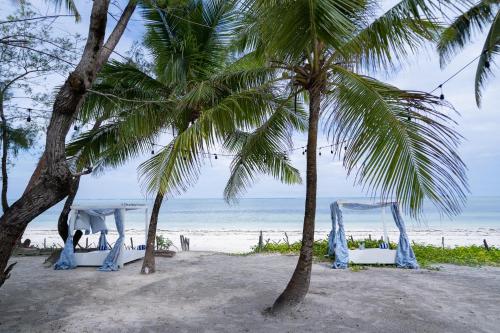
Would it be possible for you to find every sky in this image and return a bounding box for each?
[3,0,500,201]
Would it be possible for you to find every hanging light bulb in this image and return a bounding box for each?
[439,85,444,100]
[26,108,32,122]
[214,154,218,160]
[319,148,322,156]
[151,149,155,155]
[330,146,334,154]
[74,125,79,131]
[485,60,490,69]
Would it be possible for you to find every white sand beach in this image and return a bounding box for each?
[1,252,499,333]
[23,228,500,253]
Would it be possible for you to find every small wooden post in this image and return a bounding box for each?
[441,236,445,249]
[85,238,89,249]
[130,237,134,249]
[483,239,490,251]
[258,231,263,252]
[43,238,46,249]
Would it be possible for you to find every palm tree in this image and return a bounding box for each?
[239,0,469,313]
[69,0,306,274]
[438,0,500,107]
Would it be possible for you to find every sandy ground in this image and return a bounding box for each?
[1,253,499,333]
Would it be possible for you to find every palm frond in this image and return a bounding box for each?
[50,0,80,21]
[438,0,499,67]
[325,66,468,217]
[475,10,500,106]
[342,0,445,71]
[223,98,307,201]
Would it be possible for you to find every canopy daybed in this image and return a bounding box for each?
[327,201,418,269]
[55,203,148,271]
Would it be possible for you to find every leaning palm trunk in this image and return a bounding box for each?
[141,192,164,274]
[271,83,321,313]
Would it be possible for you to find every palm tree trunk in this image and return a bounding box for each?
[141,192,164,274]
[271,83,321,313]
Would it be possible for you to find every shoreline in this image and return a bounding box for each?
[23,228,500,253]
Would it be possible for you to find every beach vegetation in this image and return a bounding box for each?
[240,0,469,313]
[253,237,500,268]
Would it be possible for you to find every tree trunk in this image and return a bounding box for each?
[141,192,164,274]
[57,176,83,249]
[0,0,137,288]
[271,83,321,314]
[0,95,9,212]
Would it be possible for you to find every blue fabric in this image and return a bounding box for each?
[74,210,109,235]
[331,202,349,269]
[327,203,336,256]
[379,242,389,249]
[98,209,125,271]
[54,234,77,270]
[391,204,419,269]
[98,231,109,251]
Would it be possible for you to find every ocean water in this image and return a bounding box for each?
[26,196,500,233]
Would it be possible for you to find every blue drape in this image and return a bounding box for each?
[328,201,418,269]
[98,209,125,271]
[331,202,349,269]
[327,203,336,256]
[391,203,419,269]
[54,234,77,270]
[54,212,77,270]
[98,231,108,250]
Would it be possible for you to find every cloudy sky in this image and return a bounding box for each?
[4,0,500,201]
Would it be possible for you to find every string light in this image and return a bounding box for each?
[26,108,31,122]
[439,85,444,100]
[318,148,322,156]
[214,153,218,160]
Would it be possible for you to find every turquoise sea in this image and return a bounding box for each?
[26,196,500,232]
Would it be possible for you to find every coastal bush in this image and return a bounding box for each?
[254,237,500,267]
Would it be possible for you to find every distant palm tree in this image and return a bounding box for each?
[438,0,499,107]
[69,0,306,274]
[239,0,468,313]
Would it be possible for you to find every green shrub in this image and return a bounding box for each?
[253,235,500,267]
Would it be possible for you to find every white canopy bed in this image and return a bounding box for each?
[328,201,418,268]
[55,203,148,271]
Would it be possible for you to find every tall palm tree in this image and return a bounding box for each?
[239,0,469,313]
[69,0,306,274]
[438,0,500,107]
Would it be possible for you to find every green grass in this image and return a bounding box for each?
[253,237,500,267]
